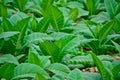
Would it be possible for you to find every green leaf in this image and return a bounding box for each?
[112,60,120,78]
[9,12,28,25]
[86,0,95,15]
[112,41,120,53]
[91,12,110,24]
[41,3,64,32]
[90,52,114,80]
[28,50,50,68]
[0,54,19,65]
[0,2,7,17]
[2,18,13,31]
[98,21,115,42]
[68,8,78,20]
[67,68,84,80]
[25,32,53,44]
[114,13,120,33]
[37,17,50,32]
[49,4,64,31]
[15,17,30,55]
[67,1,84,9]
[13,0,28,11]
[85,0,100,15]
[13,63,49,79]
[115,3,120,15]
[40,35,80,62]
[39,42,60,63]
[0,31,19,39]
[57,0,67,7]
[104,0,117,19]
[50,32,71,40]
[0,63,15,79]
[67,1,88,17]
[52,74,65,80]
[83,72,101,80]
[47,63,70,77]
[36,73,47,80]
[55,36,80,62]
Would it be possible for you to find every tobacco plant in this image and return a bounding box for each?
[0,0,120,80]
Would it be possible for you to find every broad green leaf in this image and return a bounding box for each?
[77,8,89,17]
[98,21,115,42]
[0,2,7,17]
[91,12,110,24]
[40,35,81,63]
[9,12,28,25]
[112,60,120,77]
[40,42,60,63]
[41,3,64,31]
[37,17,50,32]
[15,18,30,55]
[2,18,13,31]
[55,36,80,62]
[13,0,28,11]
[2,0,13,5]
[30,17,38,32]
[32,0,42,5]
[52,74,64,80]
[0,31,19,39]
[85,0,100,15]
[57,0,67,7]
[0,63,15,79]
[0,54,19,65]
[36,73,47,80]
[86,0,95,15]
[67,1,84,9]
[112,41,120,53]
[114,13,120,33]
[25,32,53,44]
[115,3,120,15]
[28,50,50,68]
[83,72,101,80]
[13,63,49,79]
[0,39,4,50]
[67,68,84,80]
[49,4,64,31]
[104,0,117,19]
[50,32,71,40]
[67,1,88,17]
[102,61,113,70]
[68,8,78,20]
[64,54,94,68]
[47,63,70,77]
[90,52,114,80]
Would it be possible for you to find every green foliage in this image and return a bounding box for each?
[0,0,120,80]
[91,52,120,80]
[13,63,50,79]
[0,54,19,65]
[0,1,7,17]
[64,54,94,68]
[28,49,51,68]
[104,0,116,19]
[40,35,80,63]
[47,63,70,77]
[84,0,100,15]
[67,68,85,80]
[90,52,114,80]
[13,0,28,11]
[0,63,15,79]
[15,17,30,55]
[64,54,114,69]
[112,41,120,53]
